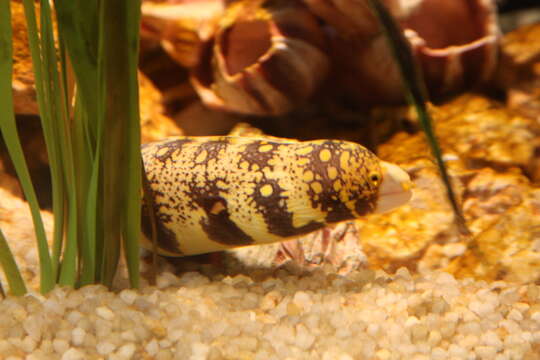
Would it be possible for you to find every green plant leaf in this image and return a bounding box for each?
[53,1,102,285]
[0,229,27,297]
[0,2,27,297]
[99,0,142,287]
[1,0,55,294]
[367,0,469,235]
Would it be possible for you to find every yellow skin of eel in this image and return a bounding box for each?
[141,136,412,256]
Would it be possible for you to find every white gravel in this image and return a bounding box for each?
[1,268,540,359]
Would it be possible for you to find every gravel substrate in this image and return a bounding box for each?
[1,267,539,359]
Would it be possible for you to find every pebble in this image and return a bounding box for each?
[96,341,117,356]
[61,348,85,360]
[0,269,538,359]
[53,339,69,354]
[475,345,497,359]
[71,327,86,346]
[96,306,115,321]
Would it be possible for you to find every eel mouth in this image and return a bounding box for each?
[374,161,413,214]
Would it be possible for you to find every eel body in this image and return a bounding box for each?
[141,136,412,256]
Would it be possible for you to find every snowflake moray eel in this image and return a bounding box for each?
[141,136,412,256]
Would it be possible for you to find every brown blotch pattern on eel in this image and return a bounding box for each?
[141,136,404,257]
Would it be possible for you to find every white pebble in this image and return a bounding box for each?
[475,345,497,359]
[507,308,523,321]
[43,299,65,316]
[459,334,479,350]
[295,324,315,350]
[501,319,520,333]
[20,336,37,352]
[396,267,412,280]
[521,331,533,342]
[367,323,380,337]
[66,311,84,325]
[71,327,86,346]
[469,301,494,317]
[431,347,447,360]
[428,330,442,346]
[97,341,117,355]
[96,306,115,321]
[514,302,530,313]
[405,316,421,327]
[448,344,467,357]
[2,268,540,360]
[115,343,136,359]
[53,338,70,354]
[61,348,85,360]
[293,291,313,311]
[375,348,392,360]
[145,339,159,356]
[480,331,502,350]
[119,289,138,305]
[190,342,209,360]
[530,311,540,323]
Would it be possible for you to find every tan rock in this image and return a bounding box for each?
[11,2,38,115]
[378,95,540,174]
[236,94,540,283]
[139,73,183,143]
[496,23,540,123]
[356,158,462,274]
[10,2,181,142]
[361,95,540,281]
[446,189,540,283]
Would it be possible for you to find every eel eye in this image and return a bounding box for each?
[369,172,381,186]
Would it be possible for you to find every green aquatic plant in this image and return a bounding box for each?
[0,0,142,295]
[367,0,469,235]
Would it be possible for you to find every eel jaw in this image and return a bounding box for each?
[374,161,413,214]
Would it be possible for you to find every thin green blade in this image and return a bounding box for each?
[0,1,26,297]
[3,0,54,294]
[367,0,470,235]
[0,229,27,296]
[99,0,142,287]
[53,1,102,286]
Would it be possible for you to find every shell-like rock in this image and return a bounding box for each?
[141,0,225,67]
[404,0,499,95]
[190,0,330,116]
[496,23,540,123]
[304,0,422,37]
[326,0,499,103]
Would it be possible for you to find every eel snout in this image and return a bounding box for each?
[374,161,413,214]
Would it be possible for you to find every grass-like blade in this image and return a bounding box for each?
[120,1,143,290]
[0,2,27,297]
[2,0,55,294]
[34,0,79,287]
[99,0,142,287]
[54,1,102,285]
[53,0,100,139]
[367,0,470,235]
[0,229,27,296]
[23,0,69,291]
